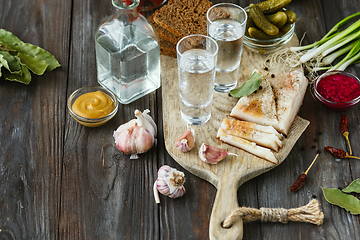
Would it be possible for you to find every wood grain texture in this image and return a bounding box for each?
[0,0,359,239]
[0,0,70,239]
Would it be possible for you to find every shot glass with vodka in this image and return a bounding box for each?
[176,35,218,125]
[207,3,247,92]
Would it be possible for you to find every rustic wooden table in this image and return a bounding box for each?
[0,0,359,239]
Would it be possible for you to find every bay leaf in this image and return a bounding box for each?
[7,42,60,71]
[18,52,49,75]
[3,63,31,84]
[0,29,60,84]
[0,29,23,45]
[0,50,22,74]
[0,54,8,69]
[343,179,360,193]
[321,187,360,215]
[0,54,8,77]
[230,71,264,98]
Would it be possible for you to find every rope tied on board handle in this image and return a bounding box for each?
[222,199,324,228]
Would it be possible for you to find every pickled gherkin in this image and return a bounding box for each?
[256,0,292,14]
[249,4,279,36]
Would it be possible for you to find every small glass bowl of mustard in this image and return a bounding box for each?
[68,86,118,127]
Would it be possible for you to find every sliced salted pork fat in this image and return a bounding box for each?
[268,70,308,136]
[218,69,308,164]
[217,129,279,165]
[218,118,283,152]
[230,78,278,130]
[230,69,308,135]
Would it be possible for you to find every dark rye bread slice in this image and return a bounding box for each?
[148,14,180,45]
[153,0,213,38]
[148,14,177,57]
[160,38,177,58]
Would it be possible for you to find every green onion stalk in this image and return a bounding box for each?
[289,12,360,72]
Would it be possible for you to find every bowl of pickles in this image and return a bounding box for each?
[243,1,296,53]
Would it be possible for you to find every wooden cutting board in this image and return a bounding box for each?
[161,35,310,240]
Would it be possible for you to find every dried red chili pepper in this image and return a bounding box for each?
[339,115,352,155]
[290,173,307,192]
[324,146,347,158]
[339,115,348,134]
[324,146,360,159]
[290,154,319,192]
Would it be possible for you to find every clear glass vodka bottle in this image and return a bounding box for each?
[95,0,160,104]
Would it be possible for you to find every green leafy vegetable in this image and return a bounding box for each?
[3,63,32,84]
[8,42,60,71]
[321,186,360,215]
[0,54,8,77]
[0,29,23,44]
[289,12,360,72]
[0,54,8,68]
[0,50,22,74]
[17,52,49,75]
[0,29,60,84]
[343,179,360,193]
[230,71,264,98]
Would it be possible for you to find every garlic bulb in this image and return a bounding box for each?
[175,129,195,152]
[113,109,157,159]
[199,143,237,164]
[153,165,186,204]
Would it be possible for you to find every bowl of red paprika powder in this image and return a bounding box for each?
[314,70,360,111]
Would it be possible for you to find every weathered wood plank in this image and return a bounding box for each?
[60,0,162,239]
[0,0,359,239]
[0,0,71,239]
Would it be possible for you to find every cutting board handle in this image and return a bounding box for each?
[209,179,243,240]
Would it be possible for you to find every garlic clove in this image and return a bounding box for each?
[135,109,156,138]
[175,129,195,152]
[153,165,186,204]
[113,119,137,141]
[114,124,137,155]
[142,109,157,137]
[168,185,186,199]
[133,124,155,154]
[199,143,237,164]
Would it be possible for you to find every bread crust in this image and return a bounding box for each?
[160,38,177,58]
[149,14,180,45]
[153,0,212,38]
[148,0,230,57]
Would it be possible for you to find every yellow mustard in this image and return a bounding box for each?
[72,91,114,119]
